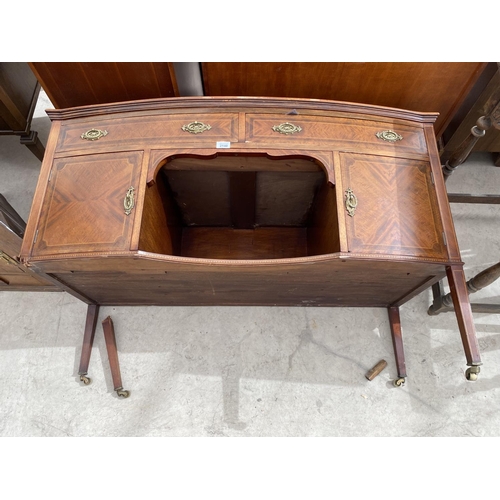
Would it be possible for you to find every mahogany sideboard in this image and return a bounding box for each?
[19,97,482,396]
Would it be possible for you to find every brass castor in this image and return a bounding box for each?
[79,375,91,385]
[465,366,480,381]
[116,388,130,398]
[393,377,405,387]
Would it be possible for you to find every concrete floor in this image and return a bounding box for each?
[2,91,500,437]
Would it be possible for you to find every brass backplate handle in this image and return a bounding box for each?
[0,251,20,266]
[345,188,357,217]
[181,121,212,134]
[272,122,302,135]
[376,130,403,142]
[124,186,135,216]
[81,129,108,141]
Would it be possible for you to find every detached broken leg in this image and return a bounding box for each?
[102,316,130,398]
[388,306,407,387]
[77,306,129,398]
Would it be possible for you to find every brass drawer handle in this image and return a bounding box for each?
[272,122,302,135]
[376,130,402,142]
[181,121,212,134]
[0,251,19,266]
[124,186,135,215]
[81,129,108,141]
[345,188,357,217]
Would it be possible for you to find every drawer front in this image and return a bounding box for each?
[57,113,239,152]
[246,114,427,156]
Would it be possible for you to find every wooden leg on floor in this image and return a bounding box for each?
[102,316,129,398]
[78,304,99,385]
[388,306,407,387]
[446,265,482,380]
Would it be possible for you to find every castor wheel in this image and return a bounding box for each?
[79,375,91,385]
[393,377,406,387]
[116,388,130,398]
[465,366,480,381]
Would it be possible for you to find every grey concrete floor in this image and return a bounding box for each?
[2,91,500,438]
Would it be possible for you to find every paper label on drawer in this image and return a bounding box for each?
[216,141,231,148]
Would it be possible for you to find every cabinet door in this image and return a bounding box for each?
[32,151,143,257]
[339,153,448,259]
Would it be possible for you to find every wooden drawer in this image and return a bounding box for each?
[245,114,428,156]
[56,113,239,152]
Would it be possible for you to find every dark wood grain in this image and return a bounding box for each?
[388,306,407,379]
[229,172,256,229]
[42,255,446,307]
[447,193,500,204]
[101,316,123,391]
[29,62,178,109]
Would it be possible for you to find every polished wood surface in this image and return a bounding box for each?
[29,62,179,108]
[33,152,142,256]
[388,306,407,379]
[102,316,126,393]
[245,112,428,156]
[340,154,447,259]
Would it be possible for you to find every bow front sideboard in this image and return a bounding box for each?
[19,97,482,395]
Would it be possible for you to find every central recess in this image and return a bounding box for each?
[139,154,340,259]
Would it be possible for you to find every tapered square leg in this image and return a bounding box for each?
[446,265,482,380]
[102,316,129,398]
[78,304,99,385]
[388,306,407,387]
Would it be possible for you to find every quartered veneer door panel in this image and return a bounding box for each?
[33,151,143,256]
[340,153,448,260]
